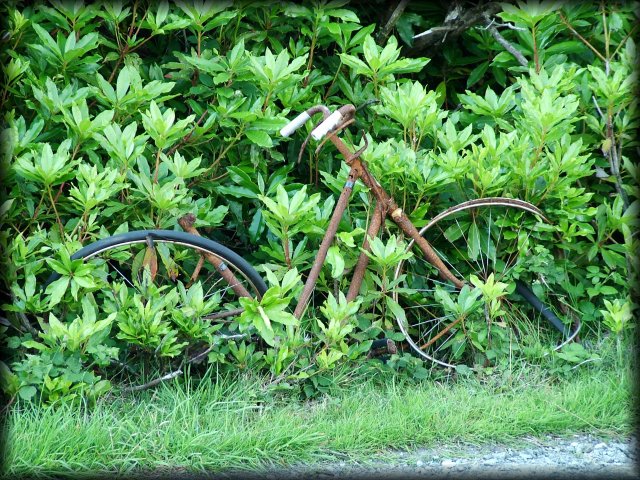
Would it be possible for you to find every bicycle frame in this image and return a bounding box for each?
[291,105,464,319]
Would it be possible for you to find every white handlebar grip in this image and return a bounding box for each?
[280,111,311,137]
[311,111,343,140]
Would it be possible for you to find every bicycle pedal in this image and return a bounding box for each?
[367,338,397,358]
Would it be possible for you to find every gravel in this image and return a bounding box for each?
[206,433,638,480]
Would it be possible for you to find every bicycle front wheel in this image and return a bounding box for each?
[393,198,581,368]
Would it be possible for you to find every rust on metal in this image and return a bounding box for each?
[356,165,464,288]
[346,201,385,302]
[420,315,464,350]
[323,108,465,289]
[290,102,466,323]
[187,255,205,287]
[389,202,465,288]
[315,118,356,155]
[178,214,252,298]
[203,307,244,320]
[297,105,331,164]
[293,164,361,319]
[345,129,369,165]
[366,338,398,359]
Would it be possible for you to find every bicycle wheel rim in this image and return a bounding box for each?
[393,198,580,368]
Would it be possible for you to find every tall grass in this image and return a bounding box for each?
[3,362,632,477]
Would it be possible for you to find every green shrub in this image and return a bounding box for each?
[0,1,636,404]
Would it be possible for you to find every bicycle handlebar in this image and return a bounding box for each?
[279,111,311,137]
[279,104,354,140]
[311,110,343,140]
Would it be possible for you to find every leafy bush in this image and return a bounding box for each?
[0,1,636,404]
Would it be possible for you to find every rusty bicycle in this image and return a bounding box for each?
[45,103,581,368]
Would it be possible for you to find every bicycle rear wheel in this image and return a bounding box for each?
[44,230,267,351]
[392,198,581,368]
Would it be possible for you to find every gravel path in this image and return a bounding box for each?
[211,433,638,480]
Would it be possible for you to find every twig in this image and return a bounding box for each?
[204,308,245,321]
[127,0,138,38]
[413,25,455,40]
[559,12,607,63]
[592,95,605,118]
[47,187,65,237]
[483,19,526,31]
[376,0,411,45]
[110,359,136,375]
[17,311,39,336]
[10,293,39,336]
[591,100,629,207]
[52,182,66,204]
[121,369,183,393]
[484,14,528,67]
[120,336,245,393]
[188,344,215,364]
[0,395,16,416]
[167,110,209,157]
[611,23,639,59]
[606,121,629,209]
[410,2,501,53]
[122,344,211,393]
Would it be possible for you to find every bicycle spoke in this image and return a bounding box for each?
[107,260,137,290]
[393,202,575,368]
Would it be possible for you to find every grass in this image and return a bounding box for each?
[2,360,633,478]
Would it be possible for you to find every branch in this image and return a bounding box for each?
[0,395,16,417]
[120,337,245,393]
[376,0,411,45]
[2,293,51,338]
[558,12,607,63]
[166,109,208,157]
[10,293,39,337]
[121,369,183,393]
[409,2,501,54]
[188,343,218,364]
[483,15,529,67]
[483,19,527,31]
[592,95,605,119]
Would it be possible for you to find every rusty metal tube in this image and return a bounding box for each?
[387,200,464,289]
[357,164,465,289]
[346,201,385,302]
[178,214,253,298]
[293,166,360,319]
[303,105,464,294]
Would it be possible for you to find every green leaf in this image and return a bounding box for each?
[467,222,480,261]
[326,245,345,278]
[18,385,37,401]
[116,66,131,100]
[326,8,359,23]
[246,130,273,147]
[454,365,473,376]
[46,277,70,307]
[386,296,406,325]
[338,53,371,75]
[467,61,490,88]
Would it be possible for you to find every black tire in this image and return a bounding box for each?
[44,229,267,296]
